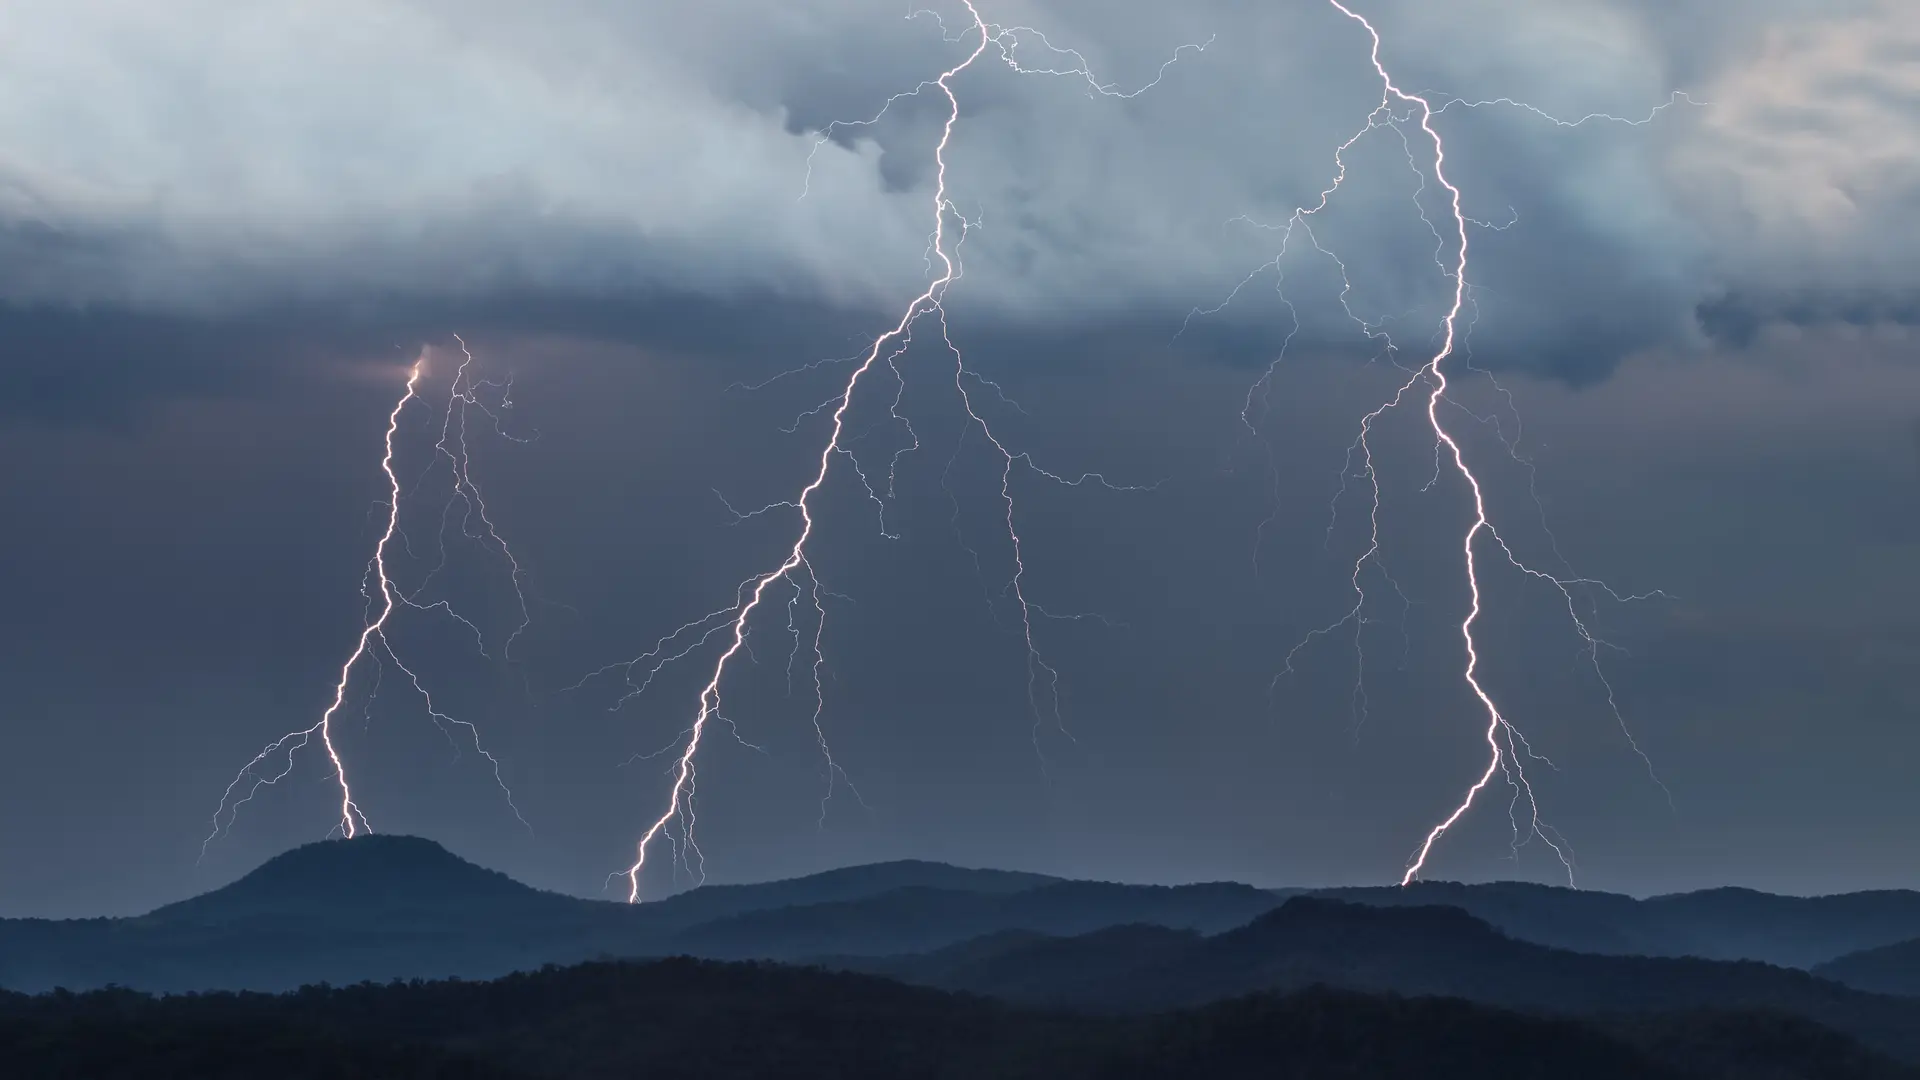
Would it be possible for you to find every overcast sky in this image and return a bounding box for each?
[1,0,1916,917]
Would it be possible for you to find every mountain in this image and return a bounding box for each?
[850,923,1204,1002]
[677,880,1279,960]
[14,834,1920,1006]
[1314,881,1920,968]
[143,835,602,927]
[633,858,1061,938]
[1816,939,1920,997]
[864,897,1920,1063]
[0,838,1135,992]
[0,837,651,993]
[6,957,1912,1080]
[1308,881,1655,955]
[1641,888,1920,968]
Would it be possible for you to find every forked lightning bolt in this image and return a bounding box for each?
[594,2,1193,902]
[204,345,530,853]
[414,335,536,663]
[1247,2,1679,884]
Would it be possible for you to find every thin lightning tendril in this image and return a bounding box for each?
[1318,2,1671,885]
[609,18,990,901]
[609,2,1190,901]
[204,347,531,856]
[1192,3,1684,885]
[404,335,535,661]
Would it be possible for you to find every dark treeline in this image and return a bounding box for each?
[3,957,1915,1080]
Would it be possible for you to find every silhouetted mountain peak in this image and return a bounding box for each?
[1235,896,1506,945]
[677,859,1058,902]
[1651,885,1777,907]
[1023,879,1273,904]
[144,835,582,925]
[794,858,1058,890]
[1814,936,1920,997]
[637,859,1061,933]
[1398,879,1579,901]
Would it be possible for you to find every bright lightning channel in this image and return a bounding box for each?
[1270,2,1681,885]
[1187,4,1688,885]
[204,343,531,854]
[592,3,1197,903]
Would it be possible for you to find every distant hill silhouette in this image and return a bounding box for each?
[1316,881,1920,968]
[0,837,652,992]
[144,836,596,927]
[144,838,1051,933]
[634,859,1061,937]
[12,829,1920,1051]
[1817,938,1920,997]
[678,880,1277,960]
[1643,887,1920,968]
[860,897,1920,1063]
[7,957,1914,1080]
[0,838,1162,992]
[850,923,1204,1002]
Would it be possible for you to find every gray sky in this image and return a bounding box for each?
[0,0,1916,916]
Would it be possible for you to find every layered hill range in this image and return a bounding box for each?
[7,837,1920,1062]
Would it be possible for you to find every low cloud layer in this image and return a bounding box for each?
[1,0,1914,376]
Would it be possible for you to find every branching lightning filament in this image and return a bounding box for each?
[204,344,532,854]
[1317,3,1676,884]
[591,2,1196,902]
[1191,3,1685,886]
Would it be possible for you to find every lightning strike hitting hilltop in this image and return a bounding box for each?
[1256,2,1678,885]
[204,345,531,854]
[595,2,1192,902]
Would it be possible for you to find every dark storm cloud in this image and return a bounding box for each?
[0,305,274,426]
[0,0,1914,386]
[0,286,906,426]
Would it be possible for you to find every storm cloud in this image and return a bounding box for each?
[1,0,1914,373]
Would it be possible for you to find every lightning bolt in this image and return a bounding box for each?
[204,344,531,855]
[1326,2,1679,885]
[598,2,1193,902]
[407,334,535,662]
[1194,3,1688,886]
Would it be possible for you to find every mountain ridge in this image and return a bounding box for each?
[1817,937,1920,997]
[143,835,594,926]
[12,835,1920,998]
[853,895,1920,1063]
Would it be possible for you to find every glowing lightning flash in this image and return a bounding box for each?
[205,346,531,854]
[1296,2,1676,885]
[604,2,1190,902]
[1192,4,1685,886]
